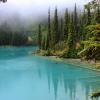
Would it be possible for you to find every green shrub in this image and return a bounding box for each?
[43,49,52,56]
[64,48,78,58]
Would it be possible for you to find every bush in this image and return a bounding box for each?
[54,41,68,51]
[64,48,78,58]
[42,49,53,56]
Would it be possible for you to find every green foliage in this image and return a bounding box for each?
[63,8,69,40]
[67,32,74,49]
[38,24,42,49]
[41,37,45,50]
[78,24,100,60]
[46,8,51,49]
[42,49,52,56]
[59,18,64,41]
[85,24,100,40]
[53,7,59,44]
[54,41,68,51]
[85,0,100,24]
[0,22,28,46]
[64,48,78,58]
[78,43,100,59]
[95,5,100,23]
[38,0,100,60]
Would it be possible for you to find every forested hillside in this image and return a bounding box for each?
[38,0,100,61]
[0,17,38,46]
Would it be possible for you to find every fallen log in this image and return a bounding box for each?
[90,92,100,98]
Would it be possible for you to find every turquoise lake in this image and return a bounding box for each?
[0,47,100,100]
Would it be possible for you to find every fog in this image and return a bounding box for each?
[0,0,92,45]
[0,0,92,22]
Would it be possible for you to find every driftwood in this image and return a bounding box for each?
[91,92,100,98]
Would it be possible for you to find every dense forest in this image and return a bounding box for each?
[0,15,38,46]
[38,0,100,62]
[0,0,38,46]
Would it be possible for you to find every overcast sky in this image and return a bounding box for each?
[0,0,91,21]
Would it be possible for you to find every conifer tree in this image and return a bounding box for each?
[46,8,51,49]
[73,4,79,44]
[38,24,42,49]
[42,36,46,50]
[82,9,87,25]
[68,13,74,49]
[46,34,49,50]
[60,18,64,41]
[64,8,69,41]
[73,4,78,32]
[53,7,59,44]
[95,5,100,23]
[85,3,91,25]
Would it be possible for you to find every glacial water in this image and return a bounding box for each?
[0,47,100,100]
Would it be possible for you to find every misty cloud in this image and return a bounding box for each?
[0,0,92,23]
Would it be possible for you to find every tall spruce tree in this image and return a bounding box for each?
[68,13,74,49]
[53,7,59,44]
[73,4,79,44]
[46,8,51,49]
[42,36,46,50]
[64,8,69,41]
[46,34,49,50]
[95,5,100,23]
[81,9,88,40]
[38,24,42,49]
[60,18,64,41]
[85,3,91,25]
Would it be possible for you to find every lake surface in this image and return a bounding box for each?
[0,47,100,100]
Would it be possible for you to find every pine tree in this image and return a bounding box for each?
[66,13,78,58]
[82,9,87,25]
[73,4,78,32]
[53,7,59,44]
[68,13,74,49]
[38,24,42,49]
[46,33,49,50]
[81,9,87,40]
[85,3,91,25]
[60,18,64,41]
[78,13,87,41]
[46,8,51,49]
[73,4,79,44]
[95,5,100,23]
[42,36,46,50]
[64,8,69,41]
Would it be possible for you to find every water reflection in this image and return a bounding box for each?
[0,47,100,100]
[0,47,36,60]
[36,58,100,100]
